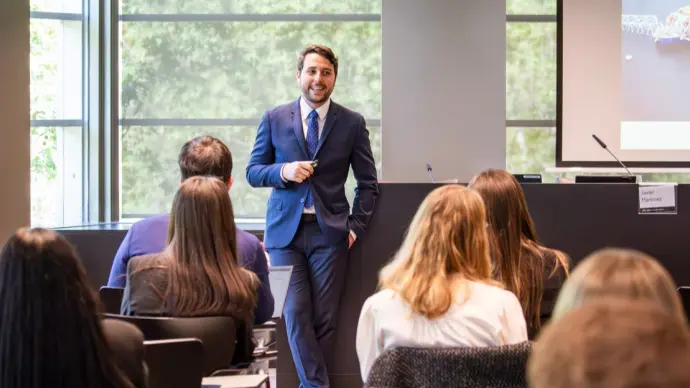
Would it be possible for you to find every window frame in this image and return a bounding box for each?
[29,6,89,227]
[113,9,382,221]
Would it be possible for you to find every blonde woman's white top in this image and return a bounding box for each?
[355,281,528,382]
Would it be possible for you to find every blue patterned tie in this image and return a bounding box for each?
[304,109,319,208]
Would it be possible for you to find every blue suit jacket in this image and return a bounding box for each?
[246,98,379,248]
[106,214,274,324]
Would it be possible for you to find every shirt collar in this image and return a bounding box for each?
[300,96,330,121]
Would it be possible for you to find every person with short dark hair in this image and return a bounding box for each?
[0,228,145,388]
[246,44,379,387]
[107,135,274,324]
[529,300,690,388]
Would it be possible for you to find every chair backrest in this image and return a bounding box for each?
[365,342,532,388]
[105,314,237,376]
[144,338,204,388]
[99,286,125,314]
[678,286,690,322]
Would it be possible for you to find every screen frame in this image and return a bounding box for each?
[555,0,690,168]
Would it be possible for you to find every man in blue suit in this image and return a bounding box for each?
[107,136,274,324]
[246,45,379,387]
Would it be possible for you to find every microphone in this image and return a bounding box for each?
[591,134,634,176]
[426,163,436,183]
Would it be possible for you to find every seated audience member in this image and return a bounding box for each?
[469,169,569,337]
[529,300,690,388]
[107,135,273,324]
[121,176,260,362]
[552,247,686,323]
[0,228,145,388]
[356,185,527,382]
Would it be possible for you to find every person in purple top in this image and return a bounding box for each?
[107,136,274,324]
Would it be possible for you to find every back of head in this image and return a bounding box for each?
[469,168,568,329]
[529,300,690,388]
[0,228,128,388]
[553,248,685,324]
[178,135,233,182]
[167,176,258,321]
[379,184,494,319]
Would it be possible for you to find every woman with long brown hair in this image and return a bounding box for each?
[355,185,527,382]
[469,169,569,337]
[121,175,259,324]
[0,228,145,388]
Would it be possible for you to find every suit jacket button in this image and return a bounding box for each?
[300,198,305,203]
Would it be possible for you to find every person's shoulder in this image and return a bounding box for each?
[236,228,261,246]
[331,100,364,121]
[541,248,571,275]
[266,100,297,117]
[102,318,144,342]
[235,228,262,259]
[363,289,398,310]
[128,252,167,272]
[129,213,169,236]
[469,281,517,301]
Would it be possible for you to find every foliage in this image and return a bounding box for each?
[119,1,382,217]
[29,19,60,226]
[33,0,686,223]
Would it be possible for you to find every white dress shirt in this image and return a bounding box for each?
[355,281,528,382]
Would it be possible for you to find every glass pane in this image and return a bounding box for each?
[121,126,382,218]
[121,0,380,15]
[31,126,84,227]
[119,21,381,120]
[30,19,83,120]
[507,0,556,15]
[31,0,82,14]
[506,22,556,120]
[506,127,556,180]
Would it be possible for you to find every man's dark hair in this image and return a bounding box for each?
[178,136,233,183]
[297,45,339,76]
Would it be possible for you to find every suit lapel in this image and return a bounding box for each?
[314,102,338,158]
[290,98,309,160]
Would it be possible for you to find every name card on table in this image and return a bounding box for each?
[639,184,677,214]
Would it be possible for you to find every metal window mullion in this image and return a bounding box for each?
[118,118,382,126]
[85,0,100,224]
[506,15,557,23]
[30,11,83,20]
[119,13,381,22]
[506,120,556,128]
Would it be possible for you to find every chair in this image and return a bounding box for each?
[105,314,237,376]
[677,286,690,322]
[144,338,204,388]
[99,286,125,314]
[364,341,532,388]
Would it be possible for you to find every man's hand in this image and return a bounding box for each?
[348,233,355,249]
[282,161,315,183]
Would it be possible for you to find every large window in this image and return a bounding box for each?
[506,0,558,180]
[30,0,85,227]
[118,1,382,219]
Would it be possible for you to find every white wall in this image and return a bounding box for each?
[381,0,506,182]
[0,1,30,243]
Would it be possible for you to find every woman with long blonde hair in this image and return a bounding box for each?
[469,169,569,337]
[355,185,527,382]
[552,247,686,324]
